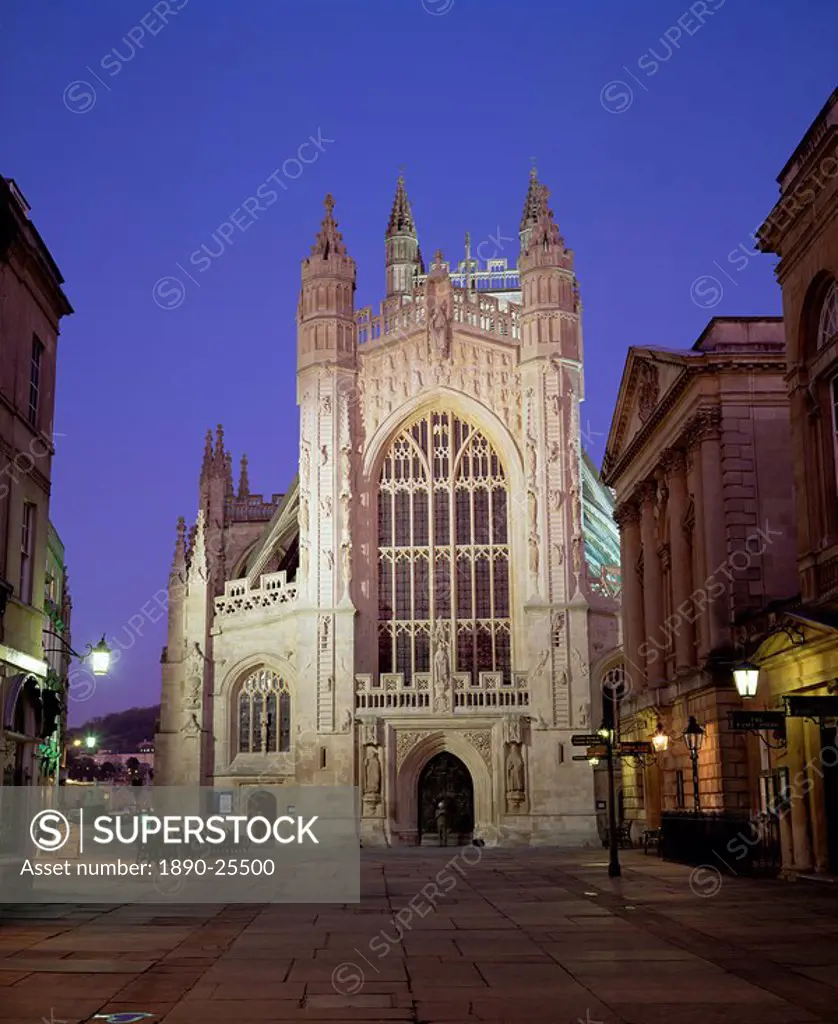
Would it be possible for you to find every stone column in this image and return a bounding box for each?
[785,717,813,872]
[615,499,645,696]
[662,448,694,674]
[638,481,665,688]
[693,407,728,653]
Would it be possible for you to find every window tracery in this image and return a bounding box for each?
[237,669,291,754]
[377,411,511,685]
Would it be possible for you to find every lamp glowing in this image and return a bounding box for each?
[733,661,759,699]
[652,722,669,753]
[84,735,97,750]
[89,636,112,676]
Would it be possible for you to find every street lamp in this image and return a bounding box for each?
[683,716,705,812]
[598,720,621,879]
[733,661,760,699]
[84,735,98,750]
[652,722,669,753]
[41,629,111,791]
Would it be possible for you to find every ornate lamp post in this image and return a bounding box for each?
[598,722,620,878]
[683,716,705,812]
[41,632,112,788]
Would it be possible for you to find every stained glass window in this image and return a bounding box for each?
[378,411,511,684]
[237,670,291,754]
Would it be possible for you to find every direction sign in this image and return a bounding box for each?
[784,696,838,719]
[571,733,603,746]
[617,741,652,756]
[586,744,608,758]
[729,710,786,733]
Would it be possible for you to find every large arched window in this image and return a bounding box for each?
[818,280,838,351]
[377,410,511,684]
[237,669,291,754]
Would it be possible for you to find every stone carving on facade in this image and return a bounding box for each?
[429,301,451,361]
[181,713,201,736]
[318,615,330,648]
[320,496,332,518]
[320,444,329,466]
[532,648,549,679]
[528,489,538,536]
[463,730,492,767]
[362,745,382,814]
[324,549,334,570]
[299,543,309,580]
[321,394,332,415]
[528,533,540,579]
[183,641,205,710]
[338,708,352,733]
[503,715,525,745]
[505,742,525,811]
[577,702,591,728]
[300,442,310,487]
[684,405,722,448]
[549,488,564,512]
[432,620,453,712]
[637,360,660,423]
[340,442,352,494]
[526,430,538,482]
[340,540,352,596]
[361,719,380,747]
[396,730,432,768]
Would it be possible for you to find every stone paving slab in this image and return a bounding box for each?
[0,850,836,1022]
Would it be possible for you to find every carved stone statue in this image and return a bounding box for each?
[340,443,352,492]
[432,621,452,712]
[299,495,310,532]
[528,533,540,578]
[429,303,450,360]
[341,540,352,593]
[526,432,537,481]
[300,442,310,485]
[364,746,381,796]
[339,708,352,733]
[578,702,591,728]
[506,743,525,797]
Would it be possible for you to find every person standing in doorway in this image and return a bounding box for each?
[435,798,448,847]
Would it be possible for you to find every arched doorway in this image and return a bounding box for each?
[247,789,277,820]
[418,752,474,845]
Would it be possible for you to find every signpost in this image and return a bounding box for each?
[617,741,653,756]
[729,710,786,734]
[784,696,838,720]
[571,733,603,747]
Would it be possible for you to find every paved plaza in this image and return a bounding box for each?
[0,849,836,1023]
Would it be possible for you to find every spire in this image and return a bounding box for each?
[224,452,234,496]
[238,454,250,499]
[169,516,186,585]
[200,429,213,483]
[527,181,564,252]
[213,423,226,474]
[386,175,416,238]
[311,194,347,258]
[187,509,207,584]
[519,165,542,250]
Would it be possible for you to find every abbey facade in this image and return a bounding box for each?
[155,173,622,845]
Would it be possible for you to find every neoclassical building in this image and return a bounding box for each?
[155,173,621,845]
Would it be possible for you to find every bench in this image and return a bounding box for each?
[603,824,634,849]
[643,828,662,854]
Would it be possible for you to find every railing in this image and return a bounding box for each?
[214,571,297,618]
[224,494,283,523]
[354,670,529,712]
[354,285,520,347]
[660,811,781,877]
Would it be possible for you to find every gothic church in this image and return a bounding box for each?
[155,172,622,845]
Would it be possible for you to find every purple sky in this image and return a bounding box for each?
[2,0,835,723]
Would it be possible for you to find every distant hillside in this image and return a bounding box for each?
[69,704,160,753]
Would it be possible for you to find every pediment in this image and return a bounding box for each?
[603,349,690,479]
